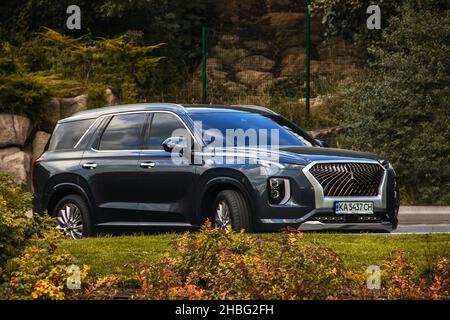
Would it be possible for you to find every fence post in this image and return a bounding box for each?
[305,0,311,115]
[202,26,207,104]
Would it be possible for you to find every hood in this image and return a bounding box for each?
[212,146,384,166]
[279,146,384,164]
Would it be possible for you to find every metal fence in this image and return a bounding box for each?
[186,25,362,115]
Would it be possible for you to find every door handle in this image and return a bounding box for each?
[140,162,156,168]
[82,163,97,169]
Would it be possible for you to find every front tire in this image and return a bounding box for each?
[213,190,252,232]
[53,195,93,239]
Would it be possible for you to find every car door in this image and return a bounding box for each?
[80,112,148,223]
[136,111,197,224]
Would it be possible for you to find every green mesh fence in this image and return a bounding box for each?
[185,20,362,130]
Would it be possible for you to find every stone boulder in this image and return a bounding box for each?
[280,47,306,77]
[0,114,32,148]
[208,70,228,82]
[216,48,250,66]
[40,98,61,132]
[60,94,88,118]
[32,131,51,161]
[0,147,30,183]
[242,40,269,53]
[219,35,240,47]
[235,55,275,72]
[106,88,119,106]
[260,12,306,29]
[41,94,88,132]
[236,70,274,89]
[222,81,247,93]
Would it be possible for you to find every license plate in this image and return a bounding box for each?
[335,201,374,214]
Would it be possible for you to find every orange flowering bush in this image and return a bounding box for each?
[382,253,449,300]
[125,222,350,300]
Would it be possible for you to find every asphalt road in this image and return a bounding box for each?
[394,206,450,234]
[392,224,450,234]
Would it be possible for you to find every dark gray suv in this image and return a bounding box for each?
[33,103,399,238]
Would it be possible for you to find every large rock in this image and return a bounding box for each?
[242,40,269,53]
[0,147,31,183]
[32,131,51,161]
[40,98,61,132]
[260,12,306,29]
[280,47,307,77]
[106,88,119,106]
[41,95,88,132]
[0,114,32,148]
[219,35,240,47]
[235,55,275,72]
[222,81,247,93]
[216,48,250,65]
[236,70,274,89]
[60,94,88,118]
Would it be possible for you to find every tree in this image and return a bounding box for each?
[341,2,450,204]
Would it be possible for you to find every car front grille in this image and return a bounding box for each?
[309,162,384,197]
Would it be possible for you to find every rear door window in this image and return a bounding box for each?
[98,113,146,150]
[48,119,94,151]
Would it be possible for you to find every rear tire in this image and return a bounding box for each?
[53,195,93,239]
[213,190,252,232]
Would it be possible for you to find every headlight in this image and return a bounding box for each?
[268,178,291,205]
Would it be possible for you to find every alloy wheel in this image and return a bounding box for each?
[215,200,232,229]
[56,203,83,239]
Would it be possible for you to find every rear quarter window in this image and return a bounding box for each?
[48,119,94,151]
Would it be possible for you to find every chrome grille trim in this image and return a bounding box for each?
[302,160,387,210]
[308,162,384,197]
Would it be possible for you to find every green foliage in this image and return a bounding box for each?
[0,0,211,69]
[340,4,450,204]
[76,225,450,300]
[314,0,448,57]
[0,29,164,121]
[20,29,163,108]
[0,174,85,300]
[0,43,74,121]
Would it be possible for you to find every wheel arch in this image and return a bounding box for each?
[197,173,256,226]
[47,182,94,219]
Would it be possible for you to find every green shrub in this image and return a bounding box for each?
[77,224,449,300]
[339,4,450,204]
[0,174,87,300]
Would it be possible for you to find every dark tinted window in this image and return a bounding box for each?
[99,113,146,150]
[189,112,307,147]
[146,113,186,150]
[48,119,94,151]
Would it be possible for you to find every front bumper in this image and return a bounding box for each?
[255,159,399,232]
[297,220,394,232]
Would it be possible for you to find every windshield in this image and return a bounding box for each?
[190,112,312,148]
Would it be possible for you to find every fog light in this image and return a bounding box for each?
[268,178,290,205]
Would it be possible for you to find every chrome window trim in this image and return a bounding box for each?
[73,118,99,149]
[302,159,387,209]
[76,110,200,153]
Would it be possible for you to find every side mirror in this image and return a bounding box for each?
[315,139,329,148]
[162,136,188,153]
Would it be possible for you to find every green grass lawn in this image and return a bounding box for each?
[59,233,450,278]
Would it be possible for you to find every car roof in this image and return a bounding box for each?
[59,103,278,123]
[182,104,277,115]
[59,103,186,123]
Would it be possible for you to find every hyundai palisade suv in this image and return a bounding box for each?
[33,103,399,238]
